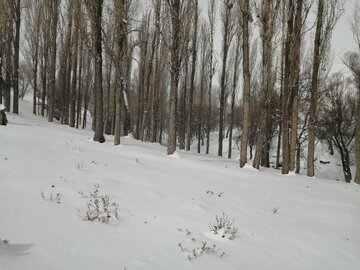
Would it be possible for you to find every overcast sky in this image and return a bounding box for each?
[331,0,357,72]
[197,0,358,74]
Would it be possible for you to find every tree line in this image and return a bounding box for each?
[0,0,359,184]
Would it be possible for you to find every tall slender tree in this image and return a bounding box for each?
[307,0,342,176]
[253,0,279,169]
[48,0,60,122]
[218,0,235,157]
[185,0,199,151]
[206,0,216,155]
[239,0,251,167]
[85,0,105,142]
[166,0,181,155]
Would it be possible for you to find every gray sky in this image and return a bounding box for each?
[331,0,357,72]
[197,0,358,74]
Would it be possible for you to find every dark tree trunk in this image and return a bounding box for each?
[240,0,251,167]
[307,0,324,177]
[12,0,21,114]
[48,0,59,122]
[167,0,181,155]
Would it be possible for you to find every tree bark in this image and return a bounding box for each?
[228,32,241,159]
[218,0,233,157]
[198,29,207,154]
[48,0,59,122]
[307,0,324,177]
[167,0,181,155]
[69,2,80,128]
[240,0,251,167]
[253,0,277,169]
[185,0,198,151]
[206,0,216,155]
[355,98,360,184]
[289,0,303,172]
[92,0,105,142]
[114,0,127,145]
[281,0,295,174]
[12,0,21,114]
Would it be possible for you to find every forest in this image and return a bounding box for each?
[0,0,359,184]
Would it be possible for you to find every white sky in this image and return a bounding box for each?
[331,0,358,72]
[197,0,358,74]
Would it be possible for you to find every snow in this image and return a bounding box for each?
[0,99,360,270]
[0,104,6,111]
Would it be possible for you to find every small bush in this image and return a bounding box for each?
[74,159,84,171]
[41,191,63,204]
[79,184,119,223]
[178,241,226,261]
[177,228,192,236]
[206,190,224,197]
[209,213,238,240]
[0,239,9,244]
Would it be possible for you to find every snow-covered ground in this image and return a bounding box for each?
[1,99,360,270]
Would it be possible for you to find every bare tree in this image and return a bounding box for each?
[6,0,21,114]
[206,0,216,155]
[166,0,181,155]
[197,23,209,153]
[114,0,128,145]
[84,0,105,142]
[218,0,235,157]
[150,0,163,143]
[228,15,242,159]
[307,0,343,177]
[317,74,356,182]
[239,0,251,167]
[24,0,41,115]
[348,4,360,184]
[253,0,279,169]
[0,1,11,109]
[47,0,60,122]
[185,0,199,151]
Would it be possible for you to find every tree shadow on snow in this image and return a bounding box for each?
[0,241,34,256]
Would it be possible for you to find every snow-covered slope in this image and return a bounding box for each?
[1,100,359,270]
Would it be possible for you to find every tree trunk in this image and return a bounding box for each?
[70,5,80,128]
[12,0,21,114]
[41,51,47,116]
[114,0,127,144]
[253,0,276,169]
[240,0,251,167]
[32,25,40,115]
[275,0,287,170]
[114,75,121,145]
[179,58,189,150]
[167,0,181,155]
[355,97,360,184]
[150,0,162,143]
[289,0,303,172]
[92,0,105,142]
[198,30,207,154]
[228,33,241,159]
[307,0,324,177]
[76,42,84,129]
[218,0,233,157]
[185,0,198,151]
[281,0,295,174]
[48,0,59,122]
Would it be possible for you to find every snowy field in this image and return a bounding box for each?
[1,99,360,270]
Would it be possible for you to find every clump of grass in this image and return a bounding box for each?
[79,184,119,223]
[209,213,238,240]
